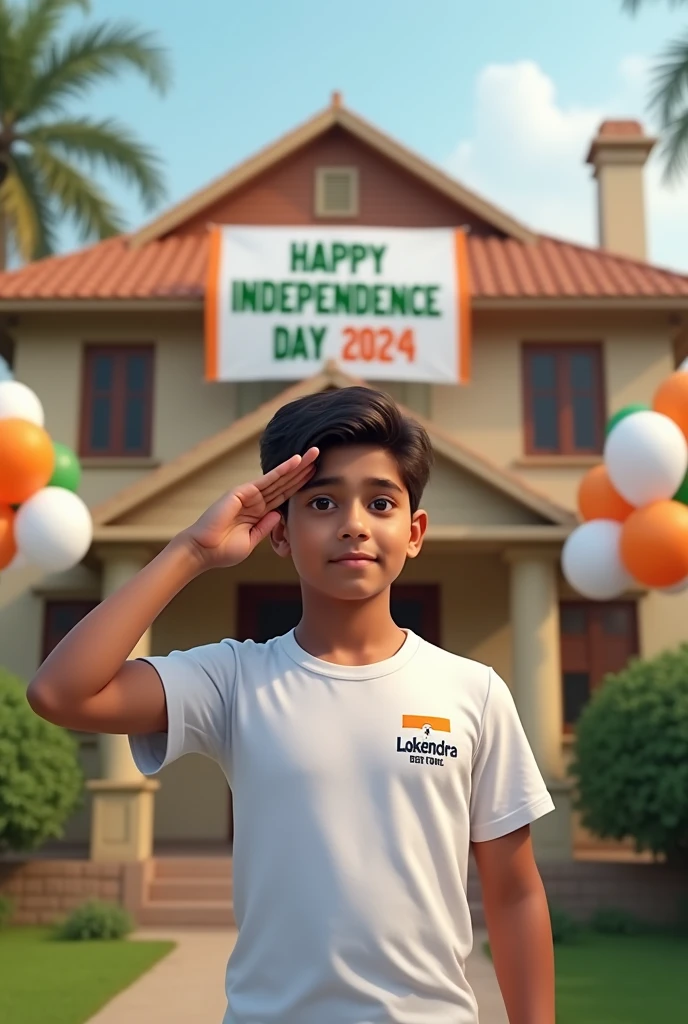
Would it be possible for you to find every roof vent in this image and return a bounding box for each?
[315,167,359,217]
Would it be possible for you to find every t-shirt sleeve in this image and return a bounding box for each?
[470,667,555,843]
[128,639,237,775]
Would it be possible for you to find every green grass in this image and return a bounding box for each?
[554,933,688,1023]
[0,927,175,1024]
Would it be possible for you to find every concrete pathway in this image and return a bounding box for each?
[86,927,507,1023]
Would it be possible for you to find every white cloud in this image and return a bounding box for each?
[445,57,688,272]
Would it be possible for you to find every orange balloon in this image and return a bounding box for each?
[0,506,16,570]
[620,500,688,588]
[577,464,635,522]
[653,371,688,441]
[0,418,54,505]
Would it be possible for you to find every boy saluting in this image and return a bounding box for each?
[29,387,556,1024]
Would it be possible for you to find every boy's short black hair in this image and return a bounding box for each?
[260,386,433,514]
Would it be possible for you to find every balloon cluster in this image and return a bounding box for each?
[0,381,93,575]
[562,369,688,600]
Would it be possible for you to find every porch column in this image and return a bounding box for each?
[87,547,159,863]
[505,548,573,860]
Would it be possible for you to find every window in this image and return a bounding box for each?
[42,600,98,661]
[80,345,154,457]
[522,344,604,455]
[315,167,359,217]
[560,601,638,729]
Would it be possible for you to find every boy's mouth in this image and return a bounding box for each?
[330,552,378,564]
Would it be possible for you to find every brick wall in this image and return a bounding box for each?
[0,860,127,926]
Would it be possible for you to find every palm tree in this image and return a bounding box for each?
[0,0,170,268]
[623,0,688,179]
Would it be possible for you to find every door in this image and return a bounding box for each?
[228,583,440,840]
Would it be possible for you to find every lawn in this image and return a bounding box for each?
[555,933,688,1023]
[0,927,175,1024]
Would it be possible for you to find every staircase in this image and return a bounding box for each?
[137,857,235,927]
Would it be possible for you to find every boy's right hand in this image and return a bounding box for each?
[178,447,319,571]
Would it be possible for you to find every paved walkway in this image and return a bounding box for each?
[86,928,507,1023]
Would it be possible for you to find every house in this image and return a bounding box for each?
[2,93,687,924]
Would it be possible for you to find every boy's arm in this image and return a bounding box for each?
[27,450,317,736]
[472,825,555,1024]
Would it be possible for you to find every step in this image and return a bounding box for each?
[137,900,236,928]
[148,878,233,902]
[152,857,233,879]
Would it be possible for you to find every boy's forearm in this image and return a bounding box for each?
[484,883,555,1024]
[28,537,203,708]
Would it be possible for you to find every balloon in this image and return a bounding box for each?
[661,575,688,594]
[653,371,688,441]
[577,464,634,522]
[604,410,687,507]
[48,442,81,493]
[0,506,16,570]
[562,520,634,600]
[3,549,28,572]
[678,357,688,373]
[605,403,649,438]
[0,380,44,426]
[15,487,92,573]
[620,500,688,588]
[0,418,55,505]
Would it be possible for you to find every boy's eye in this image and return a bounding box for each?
[311,497,335,511]
[371,498,394,512]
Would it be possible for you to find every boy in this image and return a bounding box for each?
[29,386,555,1024]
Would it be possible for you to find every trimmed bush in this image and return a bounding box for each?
[0,668,83,852]
[0,894,13,929]
[549,904,583,944]
[55,900,133,941]
[590,907,648,936]
[569,644,688,864]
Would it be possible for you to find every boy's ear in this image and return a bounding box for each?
[406,509,428,559]
[269,513,292,558]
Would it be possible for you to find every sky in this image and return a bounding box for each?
[31,1,688,275]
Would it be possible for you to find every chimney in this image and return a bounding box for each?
[586,120,656,261]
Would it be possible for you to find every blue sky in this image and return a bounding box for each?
[50,1,688,269]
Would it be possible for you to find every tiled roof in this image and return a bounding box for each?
[1,231,688,302]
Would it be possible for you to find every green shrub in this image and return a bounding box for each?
[55,900,133,941]
[569,644,688,864]
[590,907,648,936]
[0,894,13,929]
[0,668,83,852]
[549,904,583,944]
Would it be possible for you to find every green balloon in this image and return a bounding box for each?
[674,472,688,506]
[605,402,650,438]
[48,442,81,493]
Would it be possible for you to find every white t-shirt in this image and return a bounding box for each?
[130,629,554,1024]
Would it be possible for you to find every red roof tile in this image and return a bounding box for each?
[2,232,688,302]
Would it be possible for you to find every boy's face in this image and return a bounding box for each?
[270,445,427,601]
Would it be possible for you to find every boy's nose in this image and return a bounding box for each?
[337,511,370,540]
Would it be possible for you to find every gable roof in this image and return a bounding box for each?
[92,362,576,532]
[129,95,535,248]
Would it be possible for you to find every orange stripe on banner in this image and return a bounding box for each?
[204,227,222,382]
[454,229,472,384]
[402,715,451,733]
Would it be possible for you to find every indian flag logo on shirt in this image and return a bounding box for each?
[397,715,457,765]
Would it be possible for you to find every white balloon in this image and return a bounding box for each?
[678,357,688,373]
[562,520,635,600]
[604,410,688,507]
[15,487,92,573]
[0,380,44,426]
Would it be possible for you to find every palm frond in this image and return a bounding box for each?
[657,113,688,181]
[0,0,20,120]
[623,0,688,12]
[29,142,125,240]
[0,150,56,260]
[649,32,688,127]
[10,1,91,120]
[24,116,165,207]
[25,21,171,119]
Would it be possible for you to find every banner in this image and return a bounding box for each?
[205,226,471,384]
